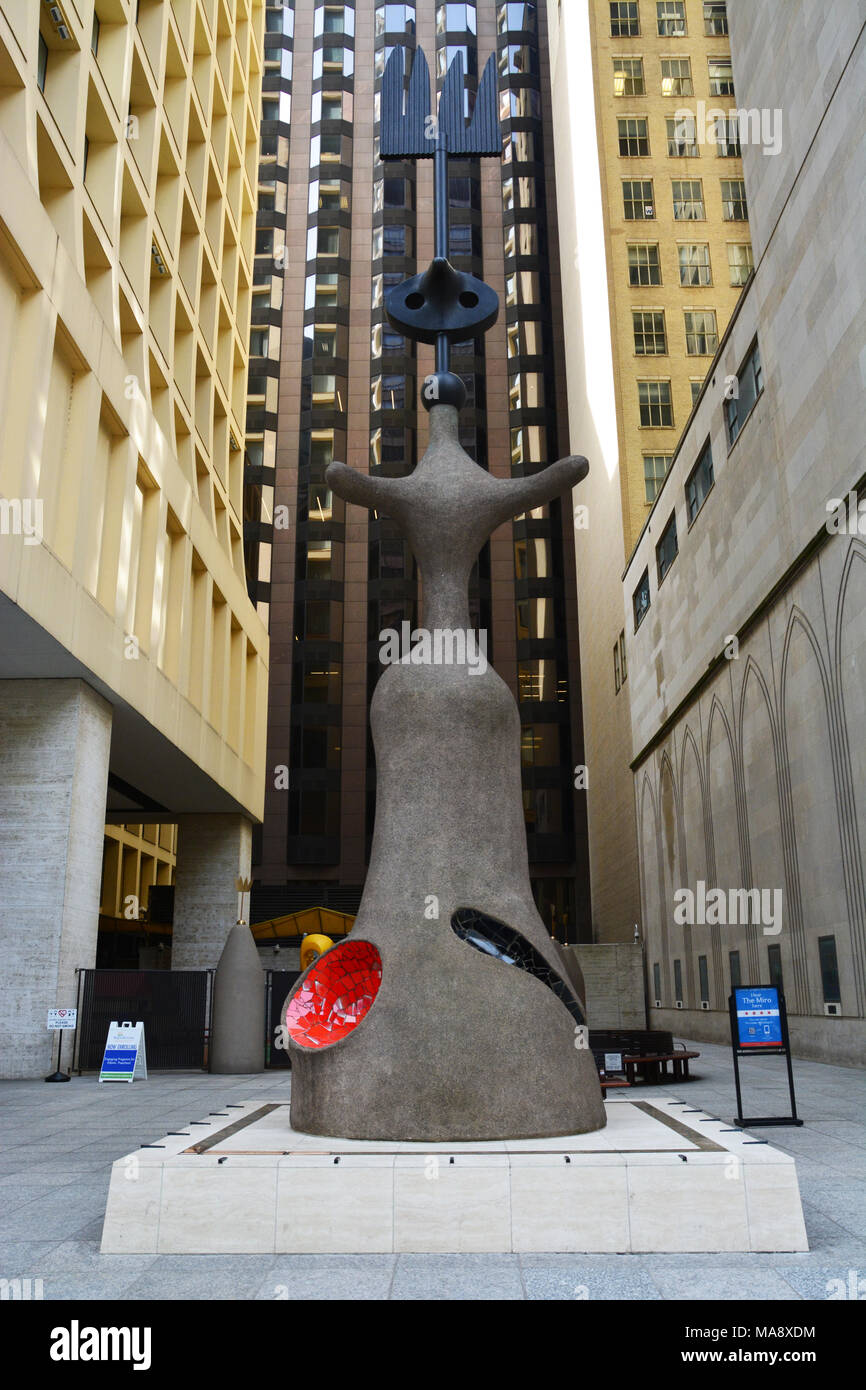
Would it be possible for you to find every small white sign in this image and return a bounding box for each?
[47,1009,77,1030]
[99,1021,147,1084]
[604,1052,623,1072]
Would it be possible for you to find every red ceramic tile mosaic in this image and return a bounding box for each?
[286,940,383,1049]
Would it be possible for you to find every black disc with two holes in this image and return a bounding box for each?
[385,257,499,344]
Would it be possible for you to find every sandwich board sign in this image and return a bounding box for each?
[99,1021,147,1083]
[728,987,801,1127]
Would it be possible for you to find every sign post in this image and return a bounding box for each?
[98,1020,148,1083]
[729,987,803,1127]
[45,1008,77,1083]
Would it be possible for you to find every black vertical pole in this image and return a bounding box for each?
[434,135,450,376]
[729,994,744,1124]
[780,993,800,1122]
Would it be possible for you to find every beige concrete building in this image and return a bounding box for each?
[0,0,269,1076]
[547,0,752,943]
[621,1,866,1062]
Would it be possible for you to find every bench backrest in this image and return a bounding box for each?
[589,1029,674,1057]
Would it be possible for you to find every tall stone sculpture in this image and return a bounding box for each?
[283,48,605,1141]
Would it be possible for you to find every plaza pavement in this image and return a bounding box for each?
[0,1040,863,1301]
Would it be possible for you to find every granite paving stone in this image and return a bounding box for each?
[0,1041,861,1300]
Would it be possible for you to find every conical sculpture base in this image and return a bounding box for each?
[210,924,265,1074]
[285,407,605,1140]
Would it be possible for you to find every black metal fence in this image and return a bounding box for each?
[74,968,301,1072]
[75,970,212,1072]
[266,970,300,1069]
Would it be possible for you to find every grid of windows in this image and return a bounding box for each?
[678,242,711,285]
[698,955,710,1003]
[684,308,718,355]
[726,339,763,444]
[376,5,416,35]
[613,57,645,95]
[667,115,698,157]
[644,453,671,502]
[438,2,477,32]
[623,179,655,219]
[721,178,748,220]
[638,380,674,427]
[686,439,714,522]
[628,243,662,285]
[634,568,651,629]
[728,242,754,285]
[661,57,693,96]
[610,2,640,36]
[672,178,704,219]
[657,2,687,37]
[708,56,734,95]
[716,115,741,156]
[618,116,650,157]
[497,3,538,33]
[37,32,47,91]
[656,510,679,581]
[704,2,728,35]
[818,936,841,1004]
[633,309,667,355]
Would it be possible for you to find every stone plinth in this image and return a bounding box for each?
[101,1097,809,1255]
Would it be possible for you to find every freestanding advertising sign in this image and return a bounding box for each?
[99,1021,148,1083]
[728,987,802,1127]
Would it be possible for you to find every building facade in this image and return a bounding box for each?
[621,0,866,1062]
[252,0,593,942]
[547,0,753,943]
[0,0,269,1075]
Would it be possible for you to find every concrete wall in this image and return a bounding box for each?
[621,4,866,1063]
[653,1006,865,1070]
[0,679,112,1077]
[569,943,646,1029]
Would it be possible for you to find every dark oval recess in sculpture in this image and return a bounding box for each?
[451,908,586,1027]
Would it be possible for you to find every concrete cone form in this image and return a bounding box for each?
[210,923,265,1074]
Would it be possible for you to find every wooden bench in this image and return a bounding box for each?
[599,1077,631,1095]
[623,1049,700,1086]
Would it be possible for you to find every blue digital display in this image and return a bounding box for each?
[734,987,783,1047]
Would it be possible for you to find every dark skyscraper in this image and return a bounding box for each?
[248,0,591,942]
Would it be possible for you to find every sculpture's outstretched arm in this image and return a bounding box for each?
[326,462,396,513]
[490,455,589,527]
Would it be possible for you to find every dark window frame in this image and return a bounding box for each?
[685,437,714,525]
[656,509,678,583]
[725,337,763,448]
[633,567,651,630]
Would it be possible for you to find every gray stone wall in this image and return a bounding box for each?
[0,679,112,1077]
[570,943,646,1029]
[621,5,866,1063]
[171,814,253,970]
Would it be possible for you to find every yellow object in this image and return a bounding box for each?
[300,935,334,971]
